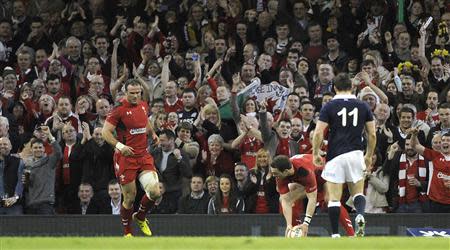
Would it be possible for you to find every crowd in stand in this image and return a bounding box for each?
[0,0,450,216]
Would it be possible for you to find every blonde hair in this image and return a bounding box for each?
[255,148,271,170]
[202,104,221,128]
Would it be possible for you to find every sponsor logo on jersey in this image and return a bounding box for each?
[437,171,450,180]
[130,127,146,135]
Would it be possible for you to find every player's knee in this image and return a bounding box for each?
[148,187,161,201]
[139,172,159,199]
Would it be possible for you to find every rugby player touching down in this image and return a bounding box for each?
[312,73,376,237]
[270,154,318,237]
[102,79,160,237]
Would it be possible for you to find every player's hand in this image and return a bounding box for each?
[300,223,309,237]
[284,225,293,237]
[313,154,324,166]
[364,154,372,169]
[4,196,18,207]
[120,145,135,156]
[152,134,160,146]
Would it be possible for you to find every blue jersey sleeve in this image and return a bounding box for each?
[363,102,374,122]
[318,103,330,123]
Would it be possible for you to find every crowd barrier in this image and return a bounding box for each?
[1,214,449,236]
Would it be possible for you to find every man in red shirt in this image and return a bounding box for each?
[102,79,160,237]
[271,154,354,237]
[410,128,450,213]
[271,154,318,237]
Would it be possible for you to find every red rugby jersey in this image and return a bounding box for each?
[276,154,318,195]
[106,99,149,156]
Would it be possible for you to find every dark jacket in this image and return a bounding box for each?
[1,155,23,198]
[151,148,192,193]
[243,168,279,213]
[177,191,209,214]
[67,197,104,214]
[81,140,115,192]
[207,194,245,214]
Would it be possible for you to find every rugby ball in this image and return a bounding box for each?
[287,225,303,238]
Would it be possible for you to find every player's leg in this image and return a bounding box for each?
[339,205,355,236]
[326,182,344,237]
[120,180,137,237]
[133,170,160,236]
[136,170,160,219]
[322,154,346,237]
[115,152,139,237]
[346,151,367,236]
[348,180,366,236]
[324,183,355,236]
[287,183,307,226]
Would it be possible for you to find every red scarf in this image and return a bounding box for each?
[62,145,72,185]
[398,154,428,204]
[276,138,290,156]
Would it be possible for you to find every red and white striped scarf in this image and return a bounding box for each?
[398,154,428,204]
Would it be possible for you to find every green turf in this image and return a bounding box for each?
[0,237,449,250]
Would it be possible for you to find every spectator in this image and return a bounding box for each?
[234,162,249,199]
[231,115,263,169]
[410,129,450,213]
[374,103,395,162]
[151,129,192,213]
[55,123,89,213]
[178,88,198,125]
[45,96,82,140]
[24,127,62,214]
[0,137,24,214]
[175,122,200,168]
[384,137,429,213]
[393,107,426,149]
[151,182,177,214]
[207,174,245,214]
[244,148,278,214]
[196,134,234,178]
[427,103,450,146]
[102,179,122,215]
[364,151,389,214]
[81,126,114,194]
[205,175,219,197]
[68,182,102,215]
[177,175,209,214]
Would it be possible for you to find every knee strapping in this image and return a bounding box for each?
[328,201,341,207]
[139,172,159,198]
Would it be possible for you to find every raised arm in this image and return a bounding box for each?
[111,38,120,82]
[409,127,426,155]
[161,55,171,86]
[110,65,128,100]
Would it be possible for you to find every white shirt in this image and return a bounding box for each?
[160,151,172,172]
[111,198,121,215]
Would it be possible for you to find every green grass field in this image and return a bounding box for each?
[1,237,449,250]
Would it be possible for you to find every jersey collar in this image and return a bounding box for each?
[333,94,356,100]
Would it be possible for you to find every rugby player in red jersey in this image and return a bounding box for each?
[102,79,160,237]
[271,154,355,237]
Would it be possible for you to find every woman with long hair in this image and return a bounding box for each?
[207,174,245,214]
